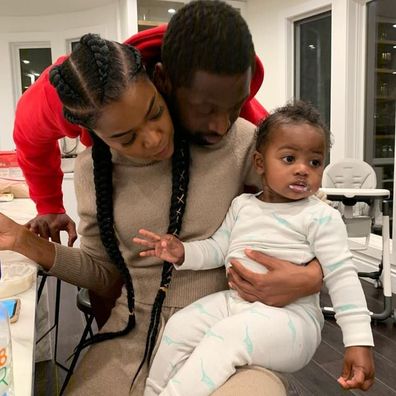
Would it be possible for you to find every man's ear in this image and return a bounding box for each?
[153,62,172,96]
[253,150,265,175]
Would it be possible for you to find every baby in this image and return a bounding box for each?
[134,101,375,396]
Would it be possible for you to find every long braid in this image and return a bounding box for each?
[49,34,145,349]
[77,133,137,349]
[132,134,190,386]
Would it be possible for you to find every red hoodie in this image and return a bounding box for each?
[13,25,268,215]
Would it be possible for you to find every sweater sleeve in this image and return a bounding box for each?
[178,198,239,271]
[48,150,120,296]
[13,57,83,215]
[307,204,373,347]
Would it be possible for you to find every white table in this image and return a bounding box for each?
[0,198,37,396]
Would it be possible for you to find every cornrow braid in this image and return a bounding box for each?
[78,132,136,350]
[49,66,82,105]
[80,33,110,96]
[126,45,143,74]
[49,33,145,129]
[62,108,89,127]
[131,134,190,388]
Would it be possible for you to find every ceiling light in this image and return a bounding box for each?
[22,60,30,64]
[393,24,396,28]
[168,8,176,14]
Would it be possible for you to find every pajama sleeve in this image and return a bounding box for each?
[307,206,374,347]
[177,198,239,271]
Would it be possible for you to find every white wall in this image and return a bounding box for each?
[0,2,122,151]
[246,0,367,163]
[246,0,301,112]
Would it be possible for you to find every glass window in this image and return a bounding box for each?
[136,1,245,31]
[137,0,185,31]
[364,0,396,211]
[66,39,80,54]
[18,47,52,94]
[294,12,332,128]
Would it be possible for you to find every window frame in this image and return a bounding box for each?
[9,41,52,107]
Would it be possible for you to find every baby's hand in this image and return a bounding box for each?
[132,229,185,265]
[338,346,375,390]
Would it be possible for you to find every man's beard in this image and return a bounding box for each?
[181,128,221,146]
[168,96,228,146]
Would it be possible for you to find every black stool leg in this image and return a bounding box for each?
[53,278,62,365]
[37,272,47,303]
[59,314,95,395]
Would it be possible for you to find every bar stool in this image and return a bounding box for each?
[35,271,63,365]
[60,288,94,395]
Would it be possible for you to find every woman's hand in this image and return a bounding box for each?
[227,249,323,306]
[133,229,185,265]
[0,212,23,251]
[0,212,56,270]
[338,346,375,390]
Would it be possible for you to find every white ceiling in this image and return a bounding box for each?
[0,0,115,17]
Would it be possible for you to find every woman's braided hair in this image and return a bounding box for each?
[49,34,191,363]
[49,33,144,346]
[49,33,143,128]
[132,135,189,387]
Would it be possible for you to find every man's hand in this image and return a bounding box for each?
[338,346,375,390]
[227,249,323,306]
[25,213,77,246]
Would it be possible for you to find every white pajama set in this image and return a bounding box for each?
[144,194,374,396]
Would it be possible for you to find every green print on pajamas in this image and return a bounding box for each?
[144,290,321,396]
[143,193,373,396]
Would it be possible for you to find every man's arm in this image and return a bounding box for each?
[13,57,81,245]
[227,249,323,306]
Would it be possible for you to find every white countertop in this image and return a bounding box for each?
[0,198,37,396]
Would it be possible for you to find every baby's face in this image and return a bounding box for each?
[253,123,326,203]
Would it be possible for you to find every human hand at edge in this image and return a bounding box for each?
[25,213,77,246]
[338,346,375,390]
[0,212,24,251]
[133,228,185,265]
[227,249,323,307]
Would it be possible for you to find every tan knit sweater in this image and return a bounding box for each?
[49,118,285,396]
[50,117,258,307]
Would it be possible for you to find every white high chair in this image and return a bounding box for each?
[322,159,379,249]
[320,158,393,322]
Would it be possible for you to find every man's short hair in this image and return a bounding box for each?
[162,0,255,87]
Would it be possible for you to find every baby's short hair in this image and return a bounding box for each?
[256,100,332,151]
